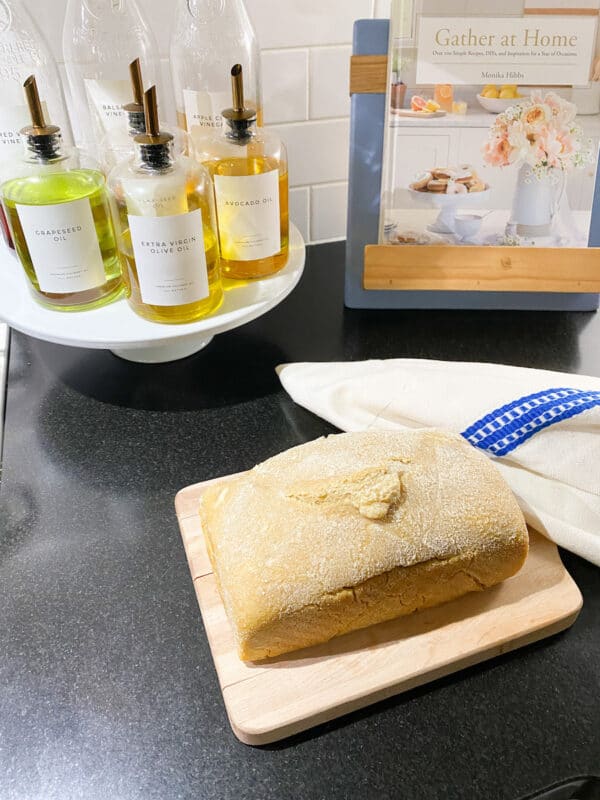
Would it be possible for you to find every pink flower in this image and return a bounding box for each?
[523,103,551,128]
[557,131,575,157]
[483,134,511,167]
[484,90,589,171]
[539,129,563,168]
[544,91,577,124]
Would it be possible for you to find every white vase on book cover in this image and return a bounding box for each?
[510,165,562,238]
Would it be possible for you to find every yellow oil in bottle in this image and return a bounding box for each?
[206,155,289,280]
[113,182,222,324]
[3,169,123,311]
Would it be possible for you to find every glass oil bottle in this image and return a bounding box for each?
[99,58,187,174]
[62,0,161,153]
[0,0,74,248]
[108,85,223,323]
[192,65,289,280]
[170,0,262,137]
[1,76,123,310]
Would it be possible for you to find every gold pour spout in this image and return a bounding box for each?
[222,64,256,124]
[133,85,172,149]
[130,58,144,107]
[231,63,244,112]
[24,75,47,130]
[22,75,60,137]
[144,85,160,138]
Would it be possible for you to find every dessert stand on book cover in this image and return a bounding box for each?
[346,18,600,310]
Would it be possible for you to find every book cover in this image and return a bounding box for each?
[380,0,600,249]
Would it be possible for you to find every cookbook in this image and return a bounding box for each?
[380,0,600,250]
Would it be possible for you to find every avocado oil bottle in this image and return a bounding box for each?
[192,65,289,280]
[108,85,223,323]
[1,76,123,311]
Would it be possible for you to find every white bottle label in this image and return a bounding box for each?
[183,89,230,132]
[128,209,210,307]
[84,79,131,133]
[0,102,48,155]
[214,170,281,262]
[16,198,106,293]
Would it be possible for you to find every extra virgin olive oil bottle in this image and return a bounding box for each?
[108,85,223,323]
[192,65,289,280]
[1,76,123,310]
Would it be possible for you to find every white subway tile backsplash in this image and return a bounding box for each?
[309,46,351,120]
[289,187,310,242]
[262,49,308,125]
[268,119,349,187]
[245,0,371,49]
[310,182,348,241]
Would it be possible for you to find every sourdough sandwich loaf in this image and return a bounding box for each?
[199,429,529,661]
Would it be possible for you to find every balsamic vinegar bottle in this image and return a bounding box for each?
[192,65,288,280]
[108,85,223,323]
[62,0,161,152]
[1,76,123,311]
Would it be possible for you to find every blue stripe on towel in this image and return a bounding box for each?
[461,387,600,457]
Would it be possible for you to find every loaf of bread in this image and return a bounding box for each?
[199,429,528,661]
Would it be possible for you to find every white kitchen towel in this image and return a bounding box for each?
[277,359,600,566]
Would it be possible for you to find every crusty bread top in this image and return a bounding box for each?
[199,429,528,636]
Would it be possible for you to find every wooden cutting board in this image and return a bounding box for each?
[175,475,582,746]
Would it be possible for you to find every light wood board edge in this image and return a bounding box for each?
[350,54,389,95]
[363,245,600,292]
[225,599,582,746]
[175,477,583,747]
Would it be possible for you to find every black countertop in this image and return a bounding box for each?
[1,242,599,800]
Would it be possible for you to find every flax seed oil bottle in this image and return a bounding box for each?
[1,76,123,310]
[192,65,288,280]
[108,85,222,323]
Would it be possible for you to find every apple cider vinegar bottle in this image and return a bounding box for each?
[170,0,262,136]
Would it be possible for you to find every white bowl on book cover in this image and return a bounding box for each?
[409,186,491,235]
[0,224,305,364]
[476,94,528,114]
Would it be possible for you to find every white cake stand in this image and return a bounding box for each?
[0,224,305,363]
[409,187,491,235]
